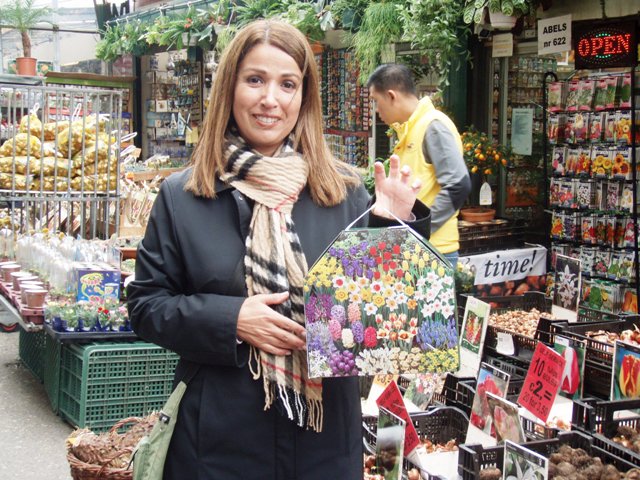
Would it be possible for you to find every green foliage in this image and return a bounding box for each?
[330,0,369,32]
[234,0,286,26]
[362,156,390,195]
[398,0,470,92]
[353,1,405,84]
[280,0,334,42]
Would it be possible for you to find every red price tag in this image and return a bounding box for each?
[518,343,566,423]
[376,381,420,455]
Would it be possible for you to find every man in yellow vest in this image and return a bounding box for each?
[367,64,471,267]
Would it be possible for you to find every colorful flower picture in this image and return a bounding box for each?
[503,441,549,480]
[553,254,581,312]
[303,227,458,378]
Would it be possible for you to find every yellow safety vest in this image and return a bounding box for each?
[391,97,463,254]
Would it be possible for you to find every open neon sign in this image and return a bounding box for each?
[574,20,637,69]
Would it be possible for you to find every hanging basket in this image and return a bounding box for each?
[488,10,518,30]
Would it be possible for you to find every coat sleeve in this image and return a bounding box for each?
[127,180,248,367]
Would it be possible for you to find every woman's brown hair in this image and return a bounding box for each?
[185,19,360,206]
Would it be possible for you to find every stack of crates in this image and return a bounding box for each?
[58,341,178,431]
[18,327,45,382]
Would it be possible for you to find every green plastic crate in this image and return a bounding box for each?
[58,341,178,431]
[43,333,62,413]
[18,327,45,382]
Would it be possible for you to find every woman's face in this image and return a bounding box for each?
[233,43,303,156]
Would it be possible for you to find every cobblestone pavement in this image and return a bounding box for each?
[0,329,73,480]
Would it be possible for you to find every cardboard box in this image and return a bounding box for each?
[74,263,120,302]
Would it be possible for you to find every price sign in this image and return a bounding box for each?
[376,381,420,455]
[518,343,566,423]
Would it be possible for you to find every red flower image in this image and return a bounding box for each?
[392,245,401,254]
[364,327,377,348]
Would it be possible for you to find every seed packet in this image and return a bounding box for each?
[614,217,626,248]
[607,250,623,280]
[578,79,596,112]
[620,184,634,212]
[547,114,565,144]
[593,78,609,111]
[621,287,638,314]
[591,146,613,178]
[575,179,595,209]
[604,112,617,142]
[612,147,632,180]
[580,246,596,273]
[550,244,568,270]
[551,211,564,239]
[580,215,595,244]
[605,215,617,247]
[618,72,632,108]
[606,76,619,109]
[594,215,607,245]
[564,212,579,240]
[595,180,605,210]
[558,179,575,208]
[589,112,605,142]
[606,181,621,211]
[574,113,589,143]
[565,80,581,112]
[547,82,565,113]
[549,177,561,207]
[565,147,580,176]
[623,218,636,248]
[574,147,592,177]
[593,249,612,277]
[551,146,567,176]
[615,110,632,145]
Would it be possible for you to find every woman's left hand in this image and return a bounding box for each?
[372,154,422,221]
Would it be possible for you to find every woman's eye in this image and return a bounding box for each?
[282,80,297,90]
[247,75,262,85]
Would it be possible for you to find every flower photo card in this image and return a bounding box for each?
[485,391,525,444]
[466,362,510,446]
[612,341,640,400]
[304,226,458,378]
[553,254,581,312]
[376,406,406,480]
[458,296,491,377]
[553,335,586,400]
[503,440,549,480]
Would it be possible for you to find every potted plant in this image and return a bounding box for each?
[0,0,51,76]
[463,0,536,31]
[460,127,511,221]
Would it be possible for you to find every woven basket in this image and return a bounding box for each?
[66,417,144,480]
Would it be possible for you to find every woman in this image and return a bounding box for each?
[127,19,430,480]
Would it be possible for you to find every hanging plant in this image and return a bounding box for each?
[95,23,126,62]
[280,0,334,42]
[352,1,405,84]
[399,0,470,91]
[329,0,369,32]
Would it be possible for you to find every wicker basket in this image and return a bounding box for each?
[66,416,153,480]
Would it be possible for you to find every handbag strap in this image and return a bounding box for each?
[180,361,200,386]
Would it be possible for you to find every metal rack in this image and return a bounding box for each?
[0,82,123,239]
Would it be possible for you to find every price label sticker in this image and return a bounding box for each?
[518,343,566,423]
[496,331,516,356]
[479,182,492,206]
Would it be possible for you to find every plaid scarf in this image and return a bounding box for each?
[220,132,323,432]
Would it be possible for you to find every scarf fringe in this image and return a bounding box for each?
[259,376,324,433]
[249,345,262,380]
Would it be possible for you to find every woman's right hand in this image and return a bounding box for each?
[236,291,306,356]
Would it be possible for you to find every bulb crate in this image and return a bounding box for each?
[58,341,178,431]
[363,407,469,480]
[457,430,638,480]
[572,397,640,465]
[18,326,45,382]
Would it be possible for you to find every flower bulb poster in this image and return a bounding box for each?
[485,391,525,444]
[612,341,640,400]
[458,296,491,377]
[303,227,458,378]
[503,440,548,480]
[553,335,586,400]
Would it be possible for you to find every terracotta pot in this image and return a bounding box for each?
[23,288,47,308]
[1,264,20,282]
[20,281,44,298]
[11,271,32,291]
[16,57,37,76]
[460,207,496,223]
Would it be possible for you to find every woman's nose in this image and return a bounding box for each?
[260,83,278,107]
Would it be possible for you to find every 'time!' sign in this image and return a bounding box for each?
[574,19,637,69]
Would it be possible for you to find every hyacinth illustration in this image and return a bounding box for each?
[304,228,458,377]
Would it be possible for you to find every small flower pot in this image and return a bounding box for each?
[23,288,47,308]
[1,264,20,282]
[11,271,32,290]
[20,281,44,298]
[52,317,67,332]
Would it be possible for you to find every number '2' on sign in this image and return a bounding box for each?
[518,343,566,423]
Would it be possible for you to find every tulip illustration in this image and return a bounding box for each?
[560,347,580,396]
[619,354,640,398]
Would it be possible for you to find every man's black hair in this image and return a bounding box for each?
[366,64,417,96]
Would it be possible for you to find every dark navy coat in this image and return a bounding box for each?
[127,167,430,480]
